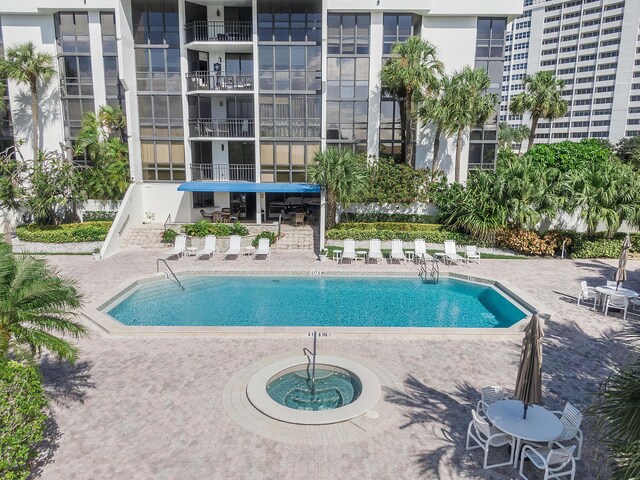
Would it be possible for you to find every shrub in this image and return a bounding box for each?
[340,212,438,224]
[0,361,48,480]
[494,229,558,256]
[326,227,474,244]
[82,210,117,221]
[571,238,624,259]
[15,221,112,243]
[334,222,443,232]
[161,229,177,244]
[252,230,277,248]
[182,221,249,237]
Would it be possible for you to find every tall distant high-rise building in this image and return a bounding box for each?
[502,0,640,144]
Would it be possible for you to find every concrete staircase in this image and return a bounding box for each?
[275,224,318,252]
[120,223,165,249]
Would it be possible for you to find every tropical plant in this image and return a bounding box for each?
[0,360,48,480]
[417,76,455,173]
[0,42,56,159]
[446,67,498,182]
[75,105,130,201]
[252,230,277,248]
[0,146,26,213]
[498,122,530,155]
[509,71,568,152]
[0,81,6,114]
[525,138,612,174]
[380,37,444,167]
[615,136,640,169]
[0,243,86,362]
[308,148,368,230]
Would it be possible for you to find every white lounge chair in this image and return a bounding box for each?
[167,234,186,259]
[224,235,241,260]
[577,281,598,307]
[465,245,481,264]
[414,239,433,263]
[476,386,509,417]
[444,240,465,265]
[466,410,515,469]
[198,235,216,259]
[341,239,357,264]
[368,239,384,264]
[604,293,629,320]
[254,238,271,260]
[551,403,584,461]
[519,442,576,480]
[390,239,406,264]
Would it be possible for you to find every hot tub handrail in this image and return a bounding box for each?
[156,258,185,290]
[302,331,318,390]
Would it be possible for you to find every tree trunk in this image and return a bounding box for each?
[30,82,39,160]
[431,123,442,173]
[455,128,464,183]
[398,96,407,164]
[405,89,415,168]
[326,193,337,230]
[527,115,539,152]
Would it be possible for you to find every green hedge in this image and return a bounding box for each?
[340,212,438,224]
[326,227,474,243]
[0,361,48,480]
[182,220,249,237]
[569,232,640,259]
[15,221,112,243]
[334,222,443,232]
[82,210,117,221]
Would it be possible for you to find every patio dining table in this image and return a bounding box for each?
[595,285,638,310]
[487,399,563,467]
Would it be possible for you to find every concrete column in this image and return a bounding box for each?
[251,0,261,185]
[88,11,106,113]
[178,0,193,181]
[320,0,328,151]
[367,12,384,160]
[319,186,326,251]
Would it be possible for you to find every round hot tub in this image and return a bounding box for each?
[247,356,381,425]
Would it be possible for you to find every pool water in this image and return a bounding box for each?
[106,276,527,328]
[267,368,361,411]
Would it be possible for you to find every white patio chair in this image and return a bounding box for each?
[414,239,433,263]
[368,239,384,264]
[577,281,598,307]
[390,239,406,264]
[519,442,576,480]
[476,386,509,417]
[628,297,640,317]
[167,234,186,260]
[224,235,242,260]
[444,240,465,265]
[198,235,216,259]
[341,239,357,264]
[604,293,629,320]
[465,245,481,264]
[466,410,515,469]
[253,238,271,260]
[606,280,617,288]
[550,403,584,460]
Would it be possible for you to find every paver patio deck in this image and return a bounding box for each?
[33,248,638,479]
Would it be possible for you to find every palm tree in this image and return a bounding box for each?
[498,122,531,155]
[0,243,86,363]
[447,67,498,183]
[0,42,56,160]
[308,148,368,230]
[381,37,444,168]
[418,76,455,174]
[509,71,568,152]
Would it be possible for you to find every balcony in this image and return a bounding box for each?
[186,71,254,92]
[185,21,252,43]
[189,118,255,138]
[191,163,255,182]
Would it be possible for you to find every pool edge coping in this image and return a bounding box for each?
[83,270,548,337]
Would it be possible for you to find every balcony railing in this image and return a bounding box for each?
[185,21,252,43]
[259,118,321,138]
[186,71,254,92]
[189,119,255,138]
[191,163,255,182]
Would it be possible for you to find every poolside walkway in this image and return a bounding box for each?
[34,248,638,479]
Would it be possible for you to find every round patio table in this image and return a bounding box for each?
[595,285,638,311]
[487,399,563,467]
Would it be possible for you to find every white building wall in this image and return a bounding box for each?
[88,11,107,113]
[366,12,383,161]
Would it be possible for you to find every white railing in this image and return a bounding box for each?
[191,164,255,182]
[100,182,144,260]
[185,71,253,91]
[189,118,255,138]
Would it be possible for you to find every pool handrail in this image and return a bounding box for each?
[156,258,185,290]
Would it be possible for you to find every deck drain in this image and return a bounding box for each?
[365,410,380,419]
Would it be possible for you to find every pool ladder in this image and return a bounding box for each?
[156,258,185,291]
[419,255,439,284]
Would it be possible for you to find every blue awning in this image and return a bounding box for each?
[177,182,321,193]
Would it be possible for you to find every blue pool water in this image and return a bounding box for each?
[106,276,527,328]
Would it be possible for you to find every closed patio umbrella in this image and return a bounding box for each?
[515,314,544,419]
[615,234,631,290]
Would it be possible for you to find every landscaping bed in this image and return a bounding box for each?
[15,221,112,243]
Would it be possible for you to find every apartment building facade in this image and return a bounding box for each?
[502,0,640,143]
[1,0,521,230]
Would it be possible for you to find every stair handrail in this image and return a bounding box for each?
[164,214,172,232]
[156,258,185,290]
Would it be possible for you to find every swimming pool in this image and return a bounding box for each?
[105,275,528,328]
